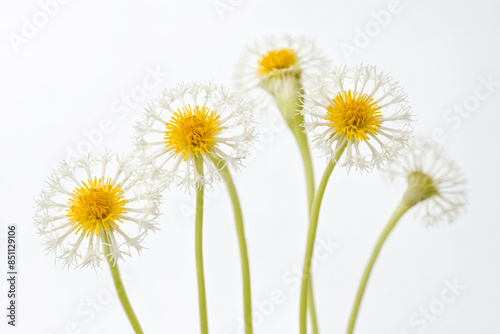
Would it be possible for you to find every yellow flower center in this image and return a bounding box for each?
[325,90,383,141]
[258,49,297,76]
[164,105,221,159]
[67,177,127,237]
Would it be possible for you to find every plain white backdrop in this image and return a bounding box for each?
[1,0,499,333]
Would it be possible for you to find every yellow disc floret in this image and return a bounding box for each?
[325,90,383,141]
[258,49,297,76]
[67,177,127,237]
[164,105,221,159]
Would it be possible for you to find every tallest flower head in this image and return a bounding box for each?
[234,36,327,113]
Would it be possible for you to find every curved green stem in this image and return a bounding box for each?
[217,159,253,334]
[272,79,315,212]
[103,233,143,334]
[307,283,319,334]
[274,84,318,333]
[291,125,316,212]
[299,145,346,334]
[347,200,412,334]
[195,157,209,334]
[292,126,319,334]
[273,85,314,210]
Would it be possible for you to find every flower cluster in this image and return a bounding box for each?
[33,34,469,334]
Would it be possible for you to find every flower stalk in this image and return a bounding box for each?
[346,200,411,334]
[273,82,315,211]
[216,158,253,334]
[195,156,209,334]
[347,143,467,333]
[273,80,319,333]
[299,144,346,334]
[103,232,144,334]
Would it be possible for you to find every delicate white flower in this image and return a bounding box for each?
[387,138,467,225]
[302,64,414,172]
[133,82,256,190]
[34,150,161,269]
[234,35,328,109]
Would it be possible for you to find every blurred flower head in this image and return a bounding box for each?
[134,82,257,190]
[34,150,161,269]
[302,64,414,172]
[234,35,328,108]
[387,138,467,225]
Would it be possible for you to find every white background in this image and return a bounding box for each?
[1,0,499,333]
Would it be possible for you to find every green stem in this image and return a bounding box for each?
[346,199,412,334]
[103,233,143,334]
[299,145,346,334]
[216,159,253,334]
[293,126,319,334]
[307,283,319,334]
[195,157,209,334]
[273,86,315,212]
[291,125,316,212]
[274,84,318,333]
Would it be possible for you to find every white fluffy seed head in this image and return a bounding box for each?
[386,138,468,226]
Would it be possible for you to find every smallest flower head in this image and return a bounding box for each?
[234,35,328,112]
[134,82,256,190]
[387,138,467,225]
[34,150,161,269]
[302,64,414,172]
